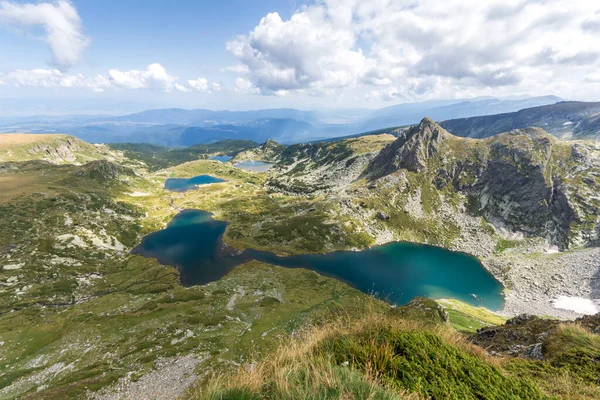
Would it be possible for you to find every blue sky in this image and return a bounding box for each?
[0,0,599,115]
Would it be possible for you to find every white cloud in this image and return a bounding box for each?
[223,64,249,74]
[0,0,88,70]
[1,63,222,95]
[174,77,221,93]
[585,73,600,83]
[187,77,208,91]
[108,63,177,91]
[234,77,259,94]
[3,68,109,91]
[228,0,600,100]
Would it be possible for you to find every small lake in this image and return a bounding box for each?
[234,160,274,172]
[164,175,226,192]
[132,210,505,310]
[209,155,233,162]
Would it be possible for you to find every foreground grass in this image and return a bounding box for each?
[190,310,548,400]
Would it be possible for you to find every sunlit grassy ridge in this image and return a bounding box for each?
[0,134,112,165]
[190,309,550,400]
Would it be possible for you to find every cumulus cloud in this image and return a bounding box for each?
[233,77,260,94]
[227,0,600,100]
[175,77,221,93]
[108,63,178,91]
[0,63,220,94]
[3,68,109,91]
[0,0,88,70]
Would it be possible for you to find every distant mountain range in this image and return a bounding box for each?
[355,95,564,132]
[440,101,600,139]
[0,95,571,145]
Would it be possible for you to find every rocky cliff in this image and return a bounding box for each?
[364,118,600,249]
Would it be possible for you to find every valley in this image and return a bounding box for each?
[1,121,599,399]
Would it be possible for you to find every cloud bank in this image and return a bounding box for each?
[1,63,218,93]
[226,0,600,100]
[0,0,88,69]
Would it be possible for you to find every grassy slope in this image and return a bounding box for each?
[2,132,600,399]
[192,308,600,400]
[0,157,379,398]
[0,134,110,165]
[132,159,376,255]
[108,140,258,172]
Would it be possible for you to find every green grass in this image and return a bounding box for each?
[437,299,507,333]
[321,327,547,399]
[109,140,259,172]
[192,310,551,400]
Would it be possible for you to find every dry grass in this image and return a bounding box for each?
[345,134,396,154]
[0,133,64,149]
[187,307,533,399]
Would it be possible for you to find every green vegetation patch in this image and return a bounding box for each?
[319,325,548,399]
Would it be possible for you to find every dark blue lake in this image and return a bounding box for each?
[132,210,504,310]
[164,175,226,192]
[209,155,233,162]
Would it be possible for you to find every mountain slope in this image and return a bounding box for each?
[364,118,600,249]
[267,134,396,194]
[440,101,600,139]
[0,134,114,164]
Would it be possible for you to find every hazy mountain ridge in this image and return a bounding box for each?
[440,101,600,139]
[0,95,566,146]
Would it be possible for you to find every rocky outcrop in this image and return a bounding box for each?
[232,139,286,163]
[363,118,599,249]
[458,130,576,249]
[73,160,135,182]
[267,136,393,194]
[0,134,109,165]
[27,135,106,164]
[366,117,448,177]
[469,313,600,359]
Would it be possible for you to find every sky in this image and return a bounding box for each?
[0,0,599,115]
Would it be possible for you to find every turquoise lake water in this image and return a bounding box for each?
[132,210,505,310]
[234,161,274,172]
[209,155,233,162]
[164,175,226,192]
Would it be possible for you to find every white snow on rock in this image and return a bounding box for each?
[552,296,600,315]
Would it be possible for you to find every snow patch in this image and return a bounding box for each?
[545,246,560,254]
[552,296,600,315]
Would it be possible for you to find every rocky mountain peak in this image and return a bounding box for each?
[261,138,284,152]
[365,117,450,177]
[73,159,135,182]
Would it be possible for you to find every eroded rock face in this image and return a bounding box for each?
[469,313,600,360]
[367,117,447,177]
[459,131,576,249]
[364,119,599,249]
